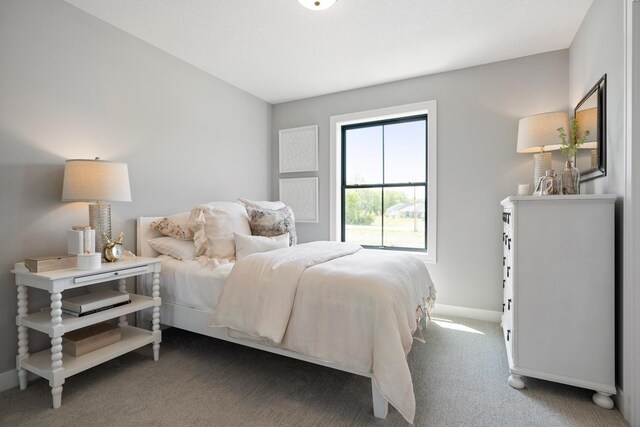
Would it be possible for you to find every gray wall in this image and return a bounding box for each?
[568,0,627,391]
[272,50,570,312]
[0,0,271,376]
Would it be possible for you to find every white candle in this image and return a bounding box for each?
[84,226,92,254]
[518,184,531,196]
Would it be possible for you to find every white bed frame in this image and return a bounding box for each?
[136,217,389,419]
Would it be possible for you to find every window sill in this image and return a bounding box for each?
[362,247,436,264]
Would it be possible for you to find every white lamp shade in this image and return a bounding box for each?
[516,112,569,153]
[298,0,336,10]
[62,159,132,202]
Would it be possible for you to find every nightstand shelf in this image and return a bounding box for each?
[18,294,157,335]
[20,326,154,381]
[12,257,162,409]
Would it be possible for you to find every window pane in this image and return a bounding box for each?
[384,120,426,184]
[383,186,426,249]
[345,126,383,185]
[344,188,382,246]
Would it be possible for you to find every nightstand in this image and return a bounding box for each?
[12,257,162,408]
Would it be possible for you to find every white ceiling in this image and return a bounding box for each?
[64,0,593,104]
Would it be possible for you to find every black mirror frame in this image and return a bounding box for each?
[576,74,607,183]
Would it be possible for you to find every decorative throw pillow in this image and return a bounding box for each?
[237,198,286,211]
[188,201,252,260]
[234,232,290,260]
[147,237,197,261]
[246,206,297,246]
[150,212,193,240]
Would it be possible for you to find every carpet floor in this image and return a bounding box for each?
[0,315,628,426]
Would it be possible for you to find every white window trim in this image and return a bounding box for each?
[329,100,437,263]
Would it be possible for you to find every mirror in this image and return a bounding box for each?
[575,74,606,182]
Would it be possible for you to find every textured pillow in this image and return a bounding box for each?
[147,237,196,261]
[150,212,193,240]
[234,232,290,260]
[237,198,286,211]
[246,206,297,246]
[189,201,252,260]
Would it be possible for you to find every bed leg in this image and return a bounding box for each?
[371,380,388,419]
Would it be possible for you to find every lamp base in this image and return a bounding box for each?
[89,203,111,259]
[533,152,552,187]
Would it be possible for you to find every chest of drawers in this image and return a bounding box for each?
[500,195,615,409]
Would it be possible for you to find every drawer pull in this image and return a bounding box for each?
[503,256,506,266]
[507,266,510,278]
[502,303,505,312]
[507,330,511,341]
[503,279,505,288]
[73,265,150,284]
[508,299,512,310]
[508,238,511,250]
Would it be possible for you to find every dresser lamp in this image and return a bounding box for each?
[62,158,131,258]
[516,112,568,186]
[576,106,599,168]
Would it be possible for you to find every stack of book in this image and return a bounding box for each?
[61,290,131,317]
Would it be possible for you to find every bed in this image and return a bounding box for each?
[136,216,435,422]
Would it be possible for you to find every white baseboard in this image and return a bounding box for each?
[432,303,502,323]
[616,385,633,426]
[0,369,38,393]
[0,369,18,393]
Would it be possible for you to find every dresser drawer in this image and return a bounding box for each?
[502,208,513,231]
[502,305,514,365]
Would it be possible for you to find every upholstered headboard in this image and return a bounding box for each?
[137,217,164,258]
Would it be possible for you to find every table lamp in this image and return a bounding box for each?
[62,158,131,258]
[576,107,599,168]
[516,112,568,186]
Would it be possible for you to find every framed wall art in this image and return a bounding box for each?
[279,125,318,173]
[279,177,319,223]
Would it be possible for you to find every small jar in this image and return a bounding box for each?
[560,160,580,195]
[536,170,559,196]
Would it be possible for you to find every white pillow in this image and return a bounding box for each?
[237,198,286,211]
[147,237,197,261]
[234,232,290,260]
[189,201,252,260]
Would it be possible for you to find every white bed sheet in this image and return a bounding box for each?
[140,255,233,311]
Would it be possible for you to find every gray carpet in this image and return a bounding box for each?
[0,315,628,426]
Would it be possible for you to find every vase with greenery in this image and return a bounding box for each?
[557,118,590,195]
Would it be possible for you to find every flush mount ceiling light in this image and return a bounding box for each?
[298,0,337,11]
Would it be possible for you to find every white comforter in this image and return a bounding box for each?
[211,241,436,423]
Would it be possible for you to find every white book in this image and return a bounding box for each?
[61,290,130,314]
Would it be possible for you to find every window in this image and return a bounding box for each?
[330,101,437,261]
[341,115,427,250]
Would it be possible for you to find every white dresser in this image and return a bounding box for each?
[500,195,616,409]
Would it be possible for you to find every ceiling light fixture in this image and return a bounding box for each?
[298,0,337,11]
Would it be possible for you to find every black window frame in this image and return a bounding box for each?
[340,114,428,252]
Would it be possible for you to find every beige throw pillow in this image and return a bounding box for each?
[189,201,251,260]
[150,212,193,240]
[147,237,197,261]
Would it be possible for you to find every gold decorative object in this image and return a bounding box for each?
[102,232,125,262]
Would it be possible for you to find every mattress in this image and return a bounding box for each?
[139,255,233,311]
